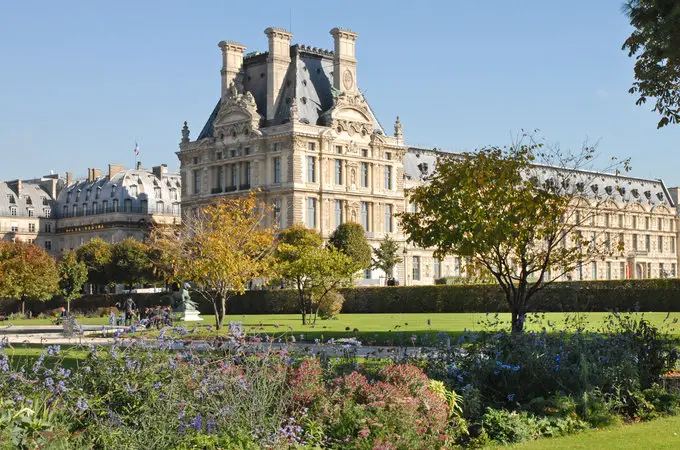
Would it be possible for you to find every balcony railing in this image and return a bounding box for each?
[55,204,180,219]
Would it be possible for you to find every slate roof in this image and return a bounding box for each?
[198,45,384,139]
[0,181,54,218]
[403,148,675,209]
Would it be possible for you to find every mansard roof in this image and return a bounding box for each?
[0,180,54,217]
[198,44,384,139]
[403,147,675,209]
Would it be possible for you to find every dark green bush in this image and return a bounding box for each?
[3,279,680,315]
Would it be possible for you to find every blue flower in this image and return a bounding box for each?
[507,393,515,401]
[493,370,500,375]
[76,398,89,412]
[512,365,520,371]
[554,365,559,372]
[555,354,561,362]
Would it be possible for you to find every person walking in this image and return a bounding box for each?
[124,297,137,326]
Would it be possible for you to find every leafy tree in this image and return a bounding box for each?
[0,241,59,315]
[328,222,372,271]
[110,238,154,291]
[151,192,277,330]
[399,138,625,333]
[277,225,356,325]
[372,234,403,282]
[76,238,113,289]
[622,0,680,128]
[58,250,88,312]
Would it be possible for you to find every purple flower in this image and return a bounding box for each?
[191,413,203,431]
[76,398,88,412]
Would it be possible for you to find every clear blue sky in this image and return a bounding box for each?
[2,0,679,186]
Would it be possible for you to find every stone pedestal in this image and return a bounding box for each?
[181,310,203,322]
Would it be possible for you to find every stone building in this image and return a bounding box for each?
[178,27,408,284]
[178,26,680,285]
[0,176,60,255]
[0,163,181,255]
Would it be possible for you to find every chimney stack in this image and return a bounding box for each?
[330,27,359,94]
[66,172,73,186]
[264,27,293,122]
[136,161,142,170]
[218,40,247,99]
[93,168,101,179]
[152,164,168,179]
[108,164,125,179]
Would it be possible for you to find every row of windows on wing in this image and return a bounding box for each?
[304,156,394,189]
[574,211,676,232]
[6,206,52,218]
[60,199,180,217]
[571,229,676,255]
[6,194,51,206]
[533,176,666,203]
[7,222,52,233]
[64,184,179,203]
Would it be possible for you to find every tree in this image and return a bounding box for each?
[76,238,113,289]
[110,238,154,291]
[0,241,59,314]
[58,250,88,312]
[622,0,680,128]
[372,234,403,282]
[328,222,372,271]
[277,225,356,325]
[151,192,277,330]
[399,138,625,333]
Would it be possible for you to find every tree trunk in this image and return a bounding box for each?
[509,289,528,334]
[20,298,25,315]
[67,299,71,313]
[218,295,227,330]
[297,281,306,325]
[212,300,220,330]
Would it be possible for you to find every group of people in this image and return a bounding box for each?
[111,298,174,328]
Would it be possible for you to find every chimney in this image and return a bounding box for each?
[108,164,125,179]
[330,27,359,94]
[152,164,168,179]
[218,40,247,99]
[93,168,101,179]
[66,172,73,186]
[136,161,142,170]
[264,27,293,121]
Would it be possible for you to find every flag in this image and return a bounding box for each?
[134,142,140,156]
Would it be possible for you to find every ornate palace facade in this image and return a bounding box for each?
[178,26,679,285]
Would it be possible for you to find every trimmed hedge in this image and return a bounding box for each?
[2,279,680,316]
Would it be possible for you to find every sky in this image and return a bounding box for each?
[1,0,679,186]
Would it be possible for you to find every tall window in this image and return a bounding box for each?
[307,142,315,151]
[633,234,638,251]
[92,202,98,215]
[124,199,132,212]
[361,162,369,188]
[384,166,392,190]
[672,263,677,277]
[44,223,51,233]
[245,162,251,186]
[140,200,148,212]
[591,261,597,280]
[215,166,222,189]
[604,213,610,227]
[82,203,88,216]
[618,214,623,228]
[307,156,316,183]
[335,159,343,185]
[28,223,36,232]
[273,157,281,183]
[103,200,108,212]
[660,263,665,278]
[384,204,393,233]
[412,256,421,281]
[193,169,201,194]
[645,234,651,251]
[156,201,164,213]
[605,232,611,250]
[658,218,663,231]
[606,262,612,280]
[112,199,119,212]
[274,199,282,229]
[231,165,238,186]
[45,241,52,251]
[72,204,78,216]
[361,202,369,231]
[620,262,626,279]
[659,236,664,252]
[434,258,441,279]
[306,198,316,228]
[334,200,343,227]
[671,236,676,253]
[633,216,637,229]
[645,217,650,229]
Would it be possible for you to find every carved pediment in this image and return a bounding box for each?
[213,84,262,136]
[321,91,373,133]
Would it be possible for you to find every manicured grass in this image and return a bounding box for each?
[3,345,90,370]
[160,312,680,345]
[1,316,110,326]
[505,414,680,449]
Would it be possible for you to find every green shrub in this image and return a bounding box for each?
[481,408,537,444]
[317,291,344,320]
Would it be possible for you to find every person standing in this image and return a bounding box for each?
[124,297,136,326]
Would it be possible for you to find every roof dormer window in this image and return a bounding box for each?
[24,196,32,205]
[111,185,117,197]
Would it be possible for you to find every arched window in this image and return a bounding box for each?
[124,199,132,212]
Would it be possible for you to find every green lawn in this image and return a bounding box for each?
[160,312,680,345]
[2,345,90,370]
[504,414,680,449]
[4,312,680,345]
